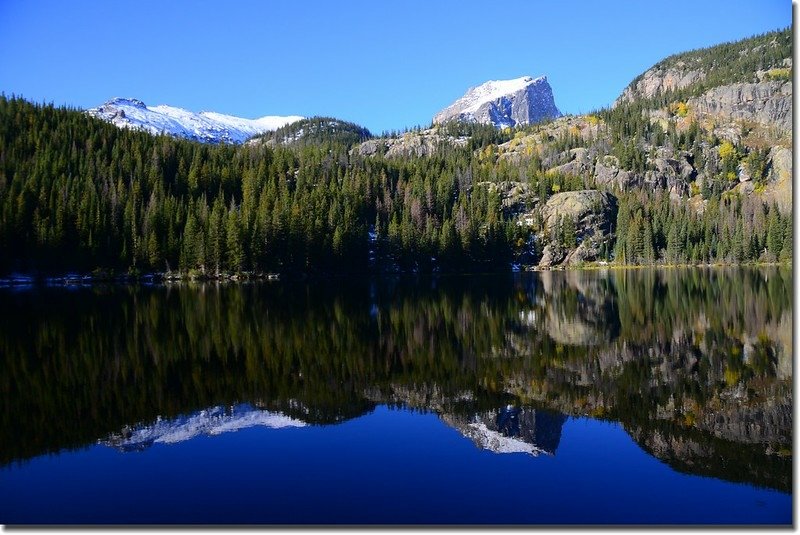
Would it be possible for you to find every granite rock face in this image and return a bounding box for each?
[593,156,641,190]
[475,181,536,216]
[688,81,792,134]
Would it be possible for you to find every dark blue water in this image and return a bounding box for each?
[0,268,792,524]
[0,406,789,524]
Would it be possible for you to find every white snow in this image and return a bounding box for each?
[466,420,546,456]
[100,404,306,451]
[87,97,303,144]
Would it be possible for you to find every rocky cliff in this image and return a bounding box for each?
[688,80,792,134]
[615,28,791,105]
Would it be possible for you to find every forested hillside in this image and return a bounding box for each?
[0,28,792,276]
[254,116,372,148]
[0,96,523,275]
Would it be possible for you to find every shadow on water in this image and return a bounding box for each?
[0,267,792,491]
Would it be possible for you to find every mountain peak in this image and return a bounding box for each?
[107,97,147,109]
[87,99,303,144]
[434,75,561,128]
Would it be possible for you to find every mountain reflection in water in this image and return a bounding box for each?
[0,267,791,493]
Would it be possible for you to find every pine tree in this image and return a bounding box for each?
[766,207,783,260]
[226,201,244,272]
[561,215,577,248]
[208,196,225,274]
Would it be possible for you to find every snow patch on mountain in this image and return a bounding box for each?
[100,404,306,452]
[464,420,546,456]
[87,97,303,144]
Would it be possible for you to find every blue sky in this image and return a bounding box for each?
[0,0,791,134]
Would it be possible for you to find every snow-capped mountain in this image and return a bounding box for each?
[433,76,561,128]
[87,98,303,144]
[100,404,306,452]
[441,406,566,456]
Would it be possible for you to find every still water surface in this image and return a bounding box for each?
[0,268,792,524]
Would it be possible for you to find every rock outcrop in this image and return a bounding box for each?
[593,156,642,190]
[434,76,561,128]
[475,181,537,216]
[353,129,469,158]
[616,65,705,105]
[548,147,595,177]
[536,190,617,267]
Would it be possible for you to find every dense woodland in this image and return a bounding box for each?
[0,28,793,275]
[570,97,791,264]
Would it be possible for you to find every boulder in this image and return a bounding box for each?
[538,243,567,268]
[537,190,618,267]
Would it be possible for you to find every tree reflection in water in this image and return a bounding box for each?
[0,267,791,490]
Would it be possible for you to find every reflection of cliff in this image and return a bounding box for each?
[769,311,792,380]
[537,271,620,346]
[442,406,566,456]
[627,425,792,493]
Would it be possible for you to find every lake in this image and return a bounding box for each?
[0,268,792,525]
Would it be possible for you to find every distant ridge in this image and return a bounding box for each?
[87,97,303,144]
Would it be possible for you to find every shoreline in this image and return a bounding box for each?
[0,261,791,287]
[528,261,791,272]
